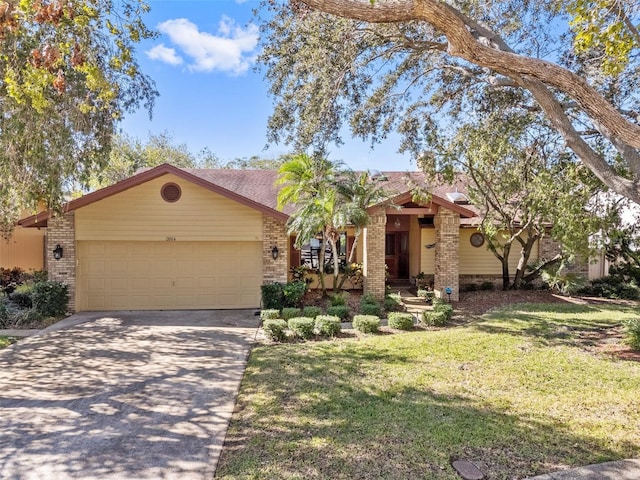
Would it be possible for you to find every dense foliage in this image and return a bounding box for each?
[0,0,157,228]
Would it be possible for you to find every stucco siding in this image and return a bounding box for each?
[0,226,44,270]
[75,174,263,242]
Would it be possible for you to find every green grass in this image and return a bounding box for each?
[0,336,13,349]
[216,303,640,480]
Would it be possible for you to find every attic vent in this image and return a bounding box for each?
[161,182,182,203]
[446,192,469,205]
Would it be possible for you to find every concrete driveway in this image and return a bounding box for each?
[0,310,260,480]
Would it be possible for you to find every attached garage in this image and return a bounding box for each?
[18,165,290,312]
[76,240,262,311]
[56,167,287,311]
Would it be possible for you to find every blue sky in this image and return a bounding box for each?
[119,0,416,171]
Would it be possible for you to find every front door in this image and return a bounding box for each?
[385,232,409,279]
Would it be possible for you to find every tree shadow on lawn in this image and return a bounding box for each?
[216,342,638,480]
[467,303,639,353]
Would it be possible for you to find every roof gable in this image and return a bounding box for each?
[19,164,288,227]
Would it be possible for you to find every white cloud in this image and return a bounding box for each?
[145,44,183,66]
[156,17,259,75]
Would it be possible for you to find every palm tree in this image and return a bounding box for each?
[277,153,339,294]
[334,170,393,289]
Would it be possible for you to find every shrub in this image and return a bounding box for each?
[360,293,378,306]
[9,308,43,328]
[352,315,380,334]
[479,281,495,291]
[624,318,640,351]
[581,276,640,300]
[360,302,381,316]
[329,292,347,306]
[261,281,308,310]
[260,309,280,320]
[31,281,68,317]
[288,317,315,339]
[0,267,25,295]
[384,293,403,312]
[261,283,283,310]
[433,299,454,321]
[282,281,307,307]
[421,310,448,327]
[327,305,350,320]
[302,306,322,319]
[387,312,414,331]
[23,270,48,284]
[263,319,288,342]
[10,283,34,309]
[0,301,9,328]
[315,315,341,337]
[282,307,302,320]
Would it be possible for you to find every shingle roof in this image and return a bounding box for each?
[19,164,480,226]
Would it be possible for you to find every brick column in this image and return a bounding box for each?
[47,213,76,312]
[263,215,288,283]
[363,212,386,301]
[434,208,460,301]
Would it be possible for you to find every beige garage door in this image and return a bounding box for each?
[77,241,262,311]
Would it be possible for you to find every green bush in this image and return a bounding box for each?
[0,301,9,328]
[9,308,43,327]
[288,317,315,339]
[282,281,307,307]
[31,281,68,317]
[384,293,403,312]
[260,309,280,320]
[388,312,414,331]
[261,283,283,310]
[421,310,448,327]
[282,307,302,320]
[360,293,378,305]
[10,283,34,309]
[581,276,640,300]
[315,315,341,337]
[327,305,350,320]
[360,302,381,316]
[624,318,640,351]
[263,319,288,342]
[261,281,308,310]
[302,306,322,319]
[479,281,495,291]
[329,292,347,306]
[352,315,380,334]
[433,299,454,321]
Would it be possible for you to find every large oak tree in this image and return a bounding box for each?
[260,0,640,206]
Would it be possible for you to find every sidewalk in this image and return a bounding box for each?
[525,459,640,479]
[0,329,39,338]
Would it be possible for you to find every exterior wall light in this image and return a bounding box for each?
[271,245,279,260]
[53,244,64,260]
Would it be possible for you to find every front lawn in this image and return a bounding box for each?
[216,303,640,480]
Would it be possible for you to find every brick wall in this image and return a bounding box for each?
[539,236,589,277]
[434,208,460,301]
[363,212,386,301]
[459,275,503,291]
[263,215,288,283]
[46,213,76,312]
